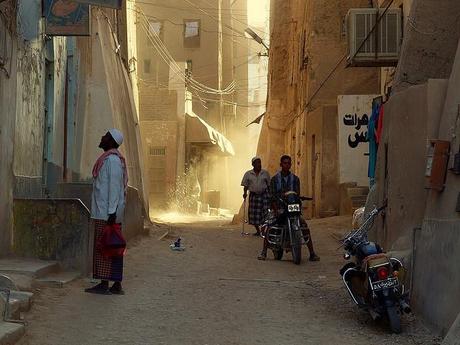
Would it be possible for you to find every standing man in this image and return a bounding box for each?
[258,155,320,261]
[85,129,128,295]
[241,157,271,236]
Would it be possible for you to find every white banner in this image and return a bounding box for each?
[337,95,379,186]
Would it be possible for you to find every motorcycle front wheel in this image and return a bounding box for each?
[386,305,401,334]
[291,245,302,265]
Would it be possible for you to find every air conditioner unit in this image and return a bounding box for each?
[347,8,402,67]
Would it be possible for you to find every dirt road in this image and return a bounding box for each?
[18,216,439,345]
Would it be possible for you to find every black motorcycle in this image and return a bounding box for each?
[340,206,411,333]
[262,191,311,265]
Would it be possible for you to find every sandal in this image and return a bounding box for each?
[85,283,111,295]
[110,282,125,295]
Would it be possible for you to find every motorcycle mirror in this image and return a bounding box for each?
[343,253,351,260]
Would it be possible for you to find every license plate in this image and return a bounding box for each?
[372,277,399,291]
[288,204,300,212]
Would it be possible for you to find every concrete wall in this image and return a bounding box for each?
[409,41,460,335]
[393,0,460,92]
[0,0,18,254]
[12,199,91,274]
[370,79,447,248]
[56,183,146,241]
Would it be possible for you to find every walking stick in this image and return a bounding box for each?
[241,197,250,236]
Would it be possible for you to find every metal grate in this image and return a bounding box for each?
[149,146,166,156]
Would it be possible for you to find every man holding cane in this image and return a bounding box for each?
[241,157,271,236]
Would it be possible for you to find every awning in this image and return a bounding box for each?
[185,111,235,156]
[246,112,265,127]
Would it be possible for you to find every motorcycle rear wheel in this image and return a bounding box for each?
[291,245,302,265]
[386,305,402,334]
[273,249,283,260]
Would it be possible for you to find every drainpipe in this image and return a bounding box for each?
[410,226,422,298]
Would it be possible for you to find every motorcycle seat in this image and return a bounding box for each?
[363,254,389,269]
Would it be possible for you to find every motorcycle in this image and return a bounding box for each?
[262,191,312,265]
[339,205,411,333]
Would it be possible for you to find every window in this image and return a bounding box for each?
[149,146,166,156]
[184,20,200,48]
[147,20,163,46]
[186,59,193,77]
[144,59,151,74]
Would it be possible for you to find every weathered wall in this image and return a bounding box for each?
[139,88,178,121]
[0,0,18,254]
[410,41,460,335]
[259,0,379,217]
[393,0,460,92]
[12,199,91,274]
[371,79,447,248]
[304,108,323,218]
[140,120,178,208]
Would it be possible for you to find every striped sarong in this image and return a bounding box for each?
[248,191,270,226]
[93,220,123,282]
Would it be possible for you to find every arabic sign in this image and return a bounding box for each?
[338,95,379,186]
[74,0,122,9]
[44,0,90,36]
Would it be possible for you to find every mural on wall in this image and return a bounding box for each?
[44,0,90,36]
[338,95,379,186]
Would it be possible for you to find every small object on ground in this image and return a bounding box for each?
[170,237,185,251]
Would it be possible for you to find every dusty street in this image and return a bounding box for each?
[18,217,439,345]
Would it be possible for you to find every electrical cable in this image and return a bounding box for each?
[137,7,236,95]
[281,0,396,127]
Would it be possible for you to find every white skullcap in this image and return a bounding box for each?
[251,156,261,164]
[109,128,124,146]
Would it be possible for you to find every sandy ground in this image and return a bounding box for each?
[18,216,440,345]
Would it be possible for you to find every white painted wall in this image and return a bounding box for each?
[337,95,379,186]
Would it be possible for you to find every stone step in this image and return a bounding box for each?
[0,290,33,320]
[34,271,81,288]
[0,321,24,345]
[0,259,59,279]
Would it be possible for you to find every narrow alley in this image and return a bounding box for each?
[3,0,460,343]
[17,218,438,345]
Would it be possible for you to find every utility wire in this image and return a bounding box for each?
[283,0,395,127]
[137,7,236,95]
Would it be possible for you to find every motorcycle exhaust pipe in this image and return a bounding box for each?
[400,300,412,314]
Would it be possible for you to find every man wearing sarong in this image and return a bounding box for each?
[258,155,320,261]
[241,157,271,236]
[85,129,128,295]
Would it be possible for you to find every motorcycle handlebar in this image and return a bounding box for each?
[300,196,313,201]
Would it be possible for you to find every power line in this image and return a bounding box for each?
[137,7,236,95]
[282,0,396,127]
[140,12,264,55]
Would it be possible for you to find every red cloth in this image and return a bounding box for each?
[97,223,127,258]
[92,149,128,190]
[376,105,384,144]
[93,220,124,281]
